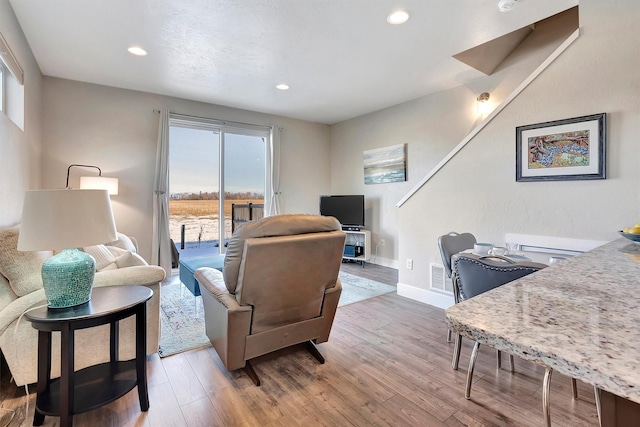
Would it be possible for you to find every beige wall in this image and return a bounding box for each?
[329,7,578,268]
[41,78,331,261]
[5,0,637,283]
[0,0,42,227]
[397,0,639,306]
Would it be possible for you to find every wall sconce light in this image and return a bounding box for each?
[66,164,119,195]
[477,92,491,115]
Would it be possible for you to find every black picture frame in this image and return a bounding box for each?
[516,113,606,182]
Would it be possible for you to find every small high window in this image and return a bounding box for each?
[0,32,25,129]
[0,64,4,113]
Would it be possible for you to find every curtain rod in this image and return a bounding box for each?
[152,110,282,132]
[169,112,272,131]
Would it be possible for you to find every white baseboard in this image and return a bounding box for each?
[397,282,454,310]
[367,256,398,269]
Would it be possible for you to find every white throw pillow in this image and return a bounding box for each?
[82,244,116,271]
[115,251,147,268]
[99,262,119,271]
[106,232,137,253]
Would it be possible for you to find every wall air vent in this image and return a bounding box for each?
[430,263,452,294]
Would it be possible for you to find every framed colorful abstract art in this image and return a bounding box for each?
[516,113,606,182]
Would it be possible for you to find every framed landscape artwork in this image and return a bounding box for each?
[516,113,606,182]
[363,143,407,185]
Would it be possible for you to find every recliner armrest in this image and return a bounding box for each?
[195,266,252,371]
[195,267,250,312]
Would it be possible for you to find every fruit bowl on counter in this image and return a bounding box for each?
[619,231,640,244]
[620,223,640,243]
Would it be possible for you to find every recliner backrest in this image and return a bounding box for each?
[223,214,346,334]
[438,232,477,278]
[237,231,345,334]
[223,214,343,293]
[455,255,546,301]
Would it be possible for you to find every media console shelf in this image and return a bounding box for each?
[342,229,371,266]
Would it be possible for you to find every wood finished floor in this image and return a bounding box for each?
[0,263,599,426]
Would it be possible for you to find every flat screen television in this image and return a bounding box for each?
[319,195,365,229]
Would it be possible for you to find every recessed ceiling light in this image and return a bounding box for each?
[498,0,520,12]
[276,84,289,90]
[387,10,410,25]
[127,46,148,56]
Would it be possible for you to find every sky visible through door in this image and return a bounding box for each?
[169,126,265,256]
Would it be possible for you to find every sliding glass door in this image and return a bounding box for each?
[222,132,265,242]
[168,116,269,259]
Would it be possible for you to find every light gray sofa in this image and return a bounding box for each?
[0,225,165,387]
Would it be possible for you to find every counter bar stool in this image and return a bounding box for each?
[542,364,602,426]
[440,233,516,372]
[453,254,547,399]
[437,232,476,344]
[454,255,600,426]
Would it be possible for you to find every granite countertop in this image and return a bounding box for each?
[446,238,640,403]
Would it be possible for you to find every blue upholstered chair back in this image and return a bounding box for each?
[454,255,546,301]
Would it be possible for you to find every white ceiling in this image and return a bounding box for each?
[10,0,577,124]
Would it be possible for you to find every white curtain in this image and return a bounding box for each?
[152,109,172,275]
[267,126,282,216]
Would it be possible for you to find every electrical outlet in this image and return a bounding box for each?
[406,258,413,270]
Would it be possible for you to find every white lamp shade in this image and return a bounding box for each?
[80,175,119,195]
[18,189,118,251]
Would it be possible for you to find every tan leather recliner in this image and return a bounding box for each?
[194,214,346,385]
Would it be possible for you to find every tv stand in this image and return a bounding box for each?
[342,229,371,267]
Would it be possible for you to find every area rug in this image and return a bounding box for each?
[336,271,396,306]
[158,283,209,357]
[158,271,396,357]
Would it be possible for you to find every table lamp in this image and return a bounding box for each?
[17,189,118,308]
[80,175,119,195]
[66,164,119,195]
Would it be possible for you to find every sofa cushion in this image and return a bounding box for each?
[99,262,119,271]
[115,251,147,268]
[82,244,116,271]
[0,226,51,297]
[81,245,146,272]
[106,232,137,253]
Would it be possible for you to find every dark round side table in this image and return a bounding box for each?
[25,285,153,427]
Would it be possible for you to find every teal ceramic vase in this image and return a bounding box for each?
[41,248,96,308]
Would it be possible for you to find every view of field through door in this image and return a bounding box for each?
[169,123,266,259]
